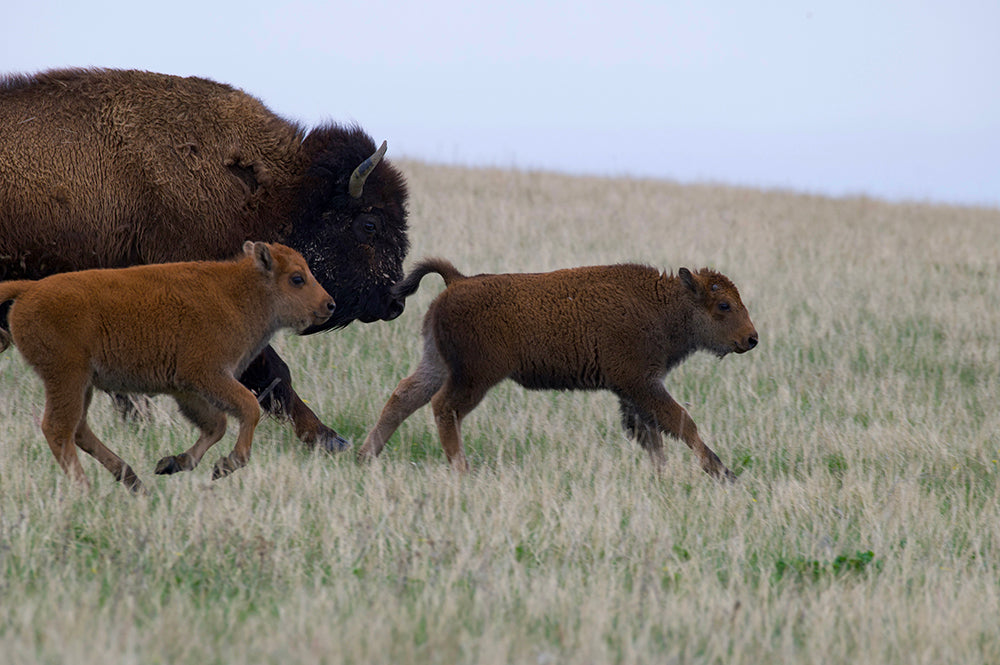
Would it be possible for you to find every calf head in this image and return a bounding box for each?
[246,241,335,332]
[680,267,758,357]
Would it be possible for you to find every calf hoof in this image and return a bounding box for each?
[155,453,195,475]
[356,443,378,462]
[119,466,148,494]
[212,456,244,480]
[128,479,150,496]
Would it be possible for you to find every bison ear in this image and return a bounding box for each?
[679,267,700,294]
[248,241,274,274]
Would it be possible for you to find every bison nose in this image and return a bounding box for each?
[326,300,336,314]
[384,297,405,321]
[747,334,758,350]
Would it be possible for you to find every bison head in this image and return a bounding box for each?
[287,125,410,333]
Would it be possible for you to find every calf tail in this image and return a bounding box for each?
[0,280,34,304]
[0,280,34,305]
[0,280,34,352]
[391,258,467,299]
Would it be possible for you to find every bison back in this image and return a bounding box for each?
[0,68,303,277]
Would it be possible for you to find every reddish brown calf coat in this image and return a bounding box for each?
[0,242,334,491]
[360,259,757,479]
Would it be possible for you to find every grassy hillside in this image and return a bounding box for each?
[1,162,998,664]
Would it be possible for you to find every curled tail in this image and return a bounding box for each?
[0,280,35,352]
[391,258,467,299]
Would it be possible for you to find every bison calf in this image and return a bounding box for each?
[0,242,334,492]
[359,259,757,480]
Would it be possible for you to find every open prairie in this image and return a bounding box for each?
[1,161,998,664]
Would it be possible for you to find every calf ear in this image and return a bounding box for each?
[679,267,700,295]
[248,242,274,274]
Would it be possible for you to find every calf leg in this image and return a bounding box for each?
[155,393,228,475]
[359,341,447,460]
[73,389,145,493]
[430,378,491,473]
[39,375,90,489]
[621,383,735,481]
[206,380,262,480]
[240,345,350,453]
[618,398,667,470]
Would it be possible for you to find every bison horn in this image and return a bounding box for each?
[349,140,388,199]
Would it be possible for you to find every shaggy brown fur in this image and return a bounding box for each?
[0,242,334,492]
[359,258,758,480]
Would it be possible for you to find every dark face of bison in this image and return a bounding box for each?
[287,126,410,333]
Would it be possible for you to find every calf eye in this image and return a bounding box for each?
[290,274,306,286]
[718,302,731,312]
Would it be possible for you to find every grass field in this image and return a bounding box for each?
[1,162,998,664]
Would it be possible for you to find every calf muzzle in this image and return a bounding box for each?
[736,332,759,353]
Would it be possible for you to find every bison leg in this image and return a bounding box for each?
[240,346,351,453]
[359,340,447,461]
[618,398,667,470]
[73,389,145,493]
[622,383,735,482]
[155,393,228,475]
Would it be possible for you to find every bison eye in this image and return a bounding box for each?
[718,302,731,312]
[290,273,306,287]
[353,214,381,242]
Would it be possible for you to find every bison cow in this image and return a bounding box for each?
[359,259,758,480]
[0,242,335,492]
[0,67,409,452]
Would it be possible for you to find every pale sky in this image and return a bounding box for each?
[3,1,998,206]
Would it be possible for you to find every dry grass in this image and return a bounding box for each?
[1,162,998,664]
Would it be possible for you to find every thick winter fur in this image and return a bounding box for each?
[360,258,758,480]
[0,242,334,492]
[0,68,410,451]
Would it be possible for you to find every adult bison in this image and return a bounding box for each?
[0,67,410,452]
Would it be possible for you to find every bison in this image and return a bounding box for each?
[0,242,335,492]
[359,259,758,480]
[0,67,409,452]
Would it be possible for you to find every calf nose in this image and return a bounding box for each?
[326,300,336,314]
[747,333,758,349]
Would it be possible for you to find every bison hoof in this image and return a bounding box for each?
[316,430,352,454]
[155,454,193,475]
